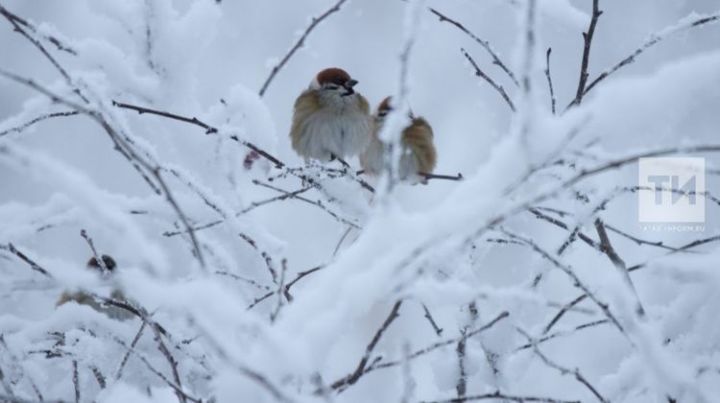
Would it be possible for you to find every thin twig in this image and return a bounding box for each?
[363,311,509,375]
[1,243,52,278]
[253,180,361,229]
[331,300,403,391]
[270,259,288,322]
[500,229,626,336]
[461,48,516,112]
[428,6,518,86]
[163,186,314,237]
[115,322,147,380]
[594,218,645,317]
[583,11,720,97]
[421,303,444,337]
[421,392,580,403]
[518,328,609,403]
[544,47,556,114]
[72,360,80,403]
[569,0,602,108]
[420,172,464,182]
[0,111,80,137]
[112,100,284,168]
[258,0,349,96]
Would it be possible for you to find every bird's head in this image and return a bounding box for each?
[311,67,359,97]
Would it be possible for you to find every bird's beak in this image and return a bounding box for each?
[341,79,358,96]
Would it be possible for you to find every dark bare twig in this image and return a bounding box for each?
[215,271,271,291]
[270,259,288,322]
[421,303,444,337]
[149,323,188,403]
[543,294,588,335]
[238,232,279,283]
[283,265,325,302]
[0,111,80,137]
[248,264,325,309]
[544,47,556,114]
[427,7,518,86]
[112,100,283,168]
[253,180,361,229]
[421,172,464,182]
[112,336,200,403]
[456,302,477,399]
[527,208,600,251]
[569,0,602,108]
[0,4,76,54]
[583,11,720,97]
[363,311,509,375]
[1,243,52,278]
[0,4,87,103]
[258,0,349,96]
[518,328,609,403]
[163,186,314,237]
[0,70,206,268]
[421,390,579,402]
[89,365,106,389]
[72,360,80,403]
[594,218,645,317]
[517,319,610,352]
[115,322,147,380]
[461,48,516,112]
[545,233,720,334]
[331,300,403,391]
[500,229,626,335]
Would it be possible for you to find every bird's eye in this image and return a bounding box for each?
[324,84,340,90]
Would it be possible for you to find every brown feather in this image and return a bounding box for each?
[403,117,436,174]
[316,68,352,86]
[290,90,321,154]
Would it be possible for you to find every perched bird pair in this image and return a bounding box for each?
[290,67,436,182]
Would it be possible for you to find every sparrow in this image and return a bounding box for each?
[290,67,372,163]
[56,255,134,321]
[360,97,437,183]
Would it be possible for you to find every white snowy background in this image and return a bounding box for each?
[1,0,720,402]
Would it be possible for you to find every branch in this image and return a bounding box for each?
[331,300,403,391]
[0,70,207,268]
[0,5,88,107]
[500,229,626,336]
[420,172,464,182]
[112,336,200,403]
[544,47,556,114]
[421,302,444,337]
[428,6,518,86]
[517,328,609,403]
[248,264,325,310]
[594,218,645,317]
[421,390,580,403]
[584,11,720,97]
[570,0,602,108]
[0,111,80,137]
[112,100,284,168]
[253,180,361,229]
[72,360,80,403]
[258,0,349,96]
[163,186,313,237]
[461,48,516,112]
[364,311,509,374]
[1,243,53,278]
